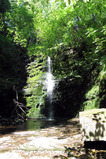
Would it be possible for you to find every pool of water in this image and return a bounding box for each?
[0,117,71,135]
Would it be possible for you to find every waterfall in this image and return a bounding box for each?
[46,56,55,120]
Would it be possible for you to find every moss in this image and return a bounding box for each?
[24,53,47,118]
[83,84,99,110]
[86,85,99,100]
[83,100,97,111]
[83,69,106,111]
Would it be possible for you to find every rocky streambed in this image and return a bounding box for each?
[0,118,106,159]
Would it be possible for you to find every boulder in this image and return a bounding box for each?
[79,109,106,141]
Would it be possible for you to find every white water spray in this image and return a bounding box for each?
[46,56,55,120]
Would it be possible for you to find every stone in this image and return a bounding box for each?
[79,109,106,141]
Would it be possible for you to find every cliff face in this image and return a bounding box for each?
[50,47,106,117]
[23,46,106,118]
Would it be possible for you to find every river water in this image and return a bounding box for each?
[0,118,82,159]
[0,117,78,134]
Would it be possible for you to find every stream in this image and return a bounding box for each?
[0,118,82,159]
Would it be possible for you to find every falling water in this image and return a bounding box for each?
[46,56,55,120]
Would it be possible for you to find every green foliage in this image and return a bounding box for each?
[34,0,105,55]
[86,85,99,100]
[83,69,106,111]
[7,1,35,47]
[83,84,100,111]
[24,54,46,118]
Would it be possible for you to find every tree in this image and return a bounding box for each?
[0,0,11,13]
